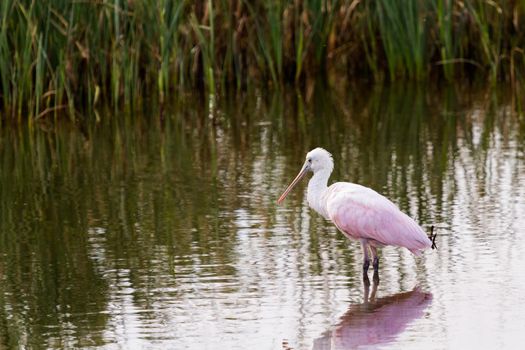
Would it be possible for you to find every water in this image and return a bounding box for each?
[1,84,525,349]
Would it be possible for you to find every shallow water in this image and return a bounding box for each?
[1,84,525,349]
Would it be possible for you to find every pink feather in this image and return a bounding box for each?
[326,183,431,254]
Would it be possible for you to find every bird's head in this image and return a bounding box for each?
[277,148,333,204]
[305,147,334,174]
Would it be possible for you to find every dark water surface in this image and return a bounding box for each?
[1,84,525,349]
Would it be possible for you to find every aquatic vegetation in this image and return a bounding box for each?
[0,0,524,120]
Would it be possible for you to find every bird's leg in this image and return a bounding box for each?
[364,265,379,304]
[370,246,380,283]
[363,279,370,304]
[361,240,370,285]
[370,275,379,302]
[371,246,379,272]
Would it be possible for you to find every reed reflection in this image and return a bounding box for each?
[313,280,432,350]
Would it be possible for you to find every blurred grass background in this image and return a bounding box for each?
[1,0,524,120]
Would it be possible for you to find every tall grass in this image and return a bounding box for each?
[1,0,525,120]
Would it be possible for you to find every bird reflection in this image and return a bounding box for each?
[313,279,432,350]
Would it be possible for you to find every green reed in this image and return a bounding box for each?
[1,0,525,120]
[435,0,455,79]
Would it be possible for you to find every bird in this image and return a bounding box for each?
[277,148,434,282]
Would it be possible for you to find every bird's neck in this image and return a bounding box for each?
[307,169,331,218]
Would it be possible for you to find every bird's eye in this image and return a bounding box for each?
[308,159,312,163]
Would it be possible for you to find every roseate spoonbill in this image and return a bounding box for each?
[277,148,435,281]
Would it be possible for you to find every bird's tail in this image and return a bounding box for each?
[428,225,437,250]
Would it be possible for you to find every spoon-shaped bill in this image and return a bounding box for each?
[277,163,309,204]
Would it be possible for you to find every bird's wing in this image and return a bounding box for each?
[325,183,431,253]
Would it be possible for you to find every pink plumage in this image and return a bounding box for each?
[326,183,431,255]
[277,148,433,278]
